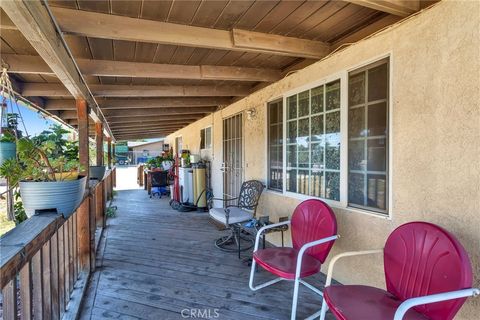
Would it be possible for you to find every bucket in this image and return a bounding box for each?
[0,141,16,166]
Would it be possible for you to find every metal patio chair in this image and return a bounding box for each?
[209,180,264,257]
[318,221,479,320]
[249,199,339,320]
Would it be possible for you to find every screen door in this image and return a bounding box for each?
[222,113,243,202]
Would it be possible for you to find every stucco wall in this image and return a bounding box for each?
[166,1,480,318]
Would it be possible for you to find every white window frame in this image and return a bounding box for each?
[200,125,213,150]
[264,53,393,220]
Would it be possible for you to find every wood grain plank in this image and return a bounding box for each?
[31,251,43,318]
[2,279,18,319]
[58,225,66,317]
[68,218,74,291]
[50,232,60,320]
[42,241,52,320]
[19,262,32,320]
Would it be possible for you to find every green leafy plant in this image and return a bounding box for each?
[106,206,117,218]
[0,124,81,184]
[13,190,27,224]
[145,153,174,169]
[0,131,15,143]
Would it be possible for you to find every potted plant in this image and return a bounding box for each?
[0,128,86,218]
[89,165,107,180]
[0,131,16,166]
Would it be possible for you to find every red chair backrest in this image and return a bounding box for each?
[291,199,337,263]
[384,222,473,320]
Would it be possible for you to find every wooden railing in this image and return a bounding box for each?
[0,167,116,320]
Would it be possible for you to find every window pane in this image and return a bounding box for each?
[325,111,340,170]
[298,90,310,117]
[368,102,387,136]
[287,121,297,144]
[268,100,283,191]
[297,170,309,195]
[270,102,279,123]
[310,170,324,198]
[326,80,340,111]
[287,169,297,192]
[205,127,212,149]
[269,124,279,145]
[298,118,309,146]
[298,150,309,168]
[325,171,340,201]
[349,72,365,106]
[348,173,365,206]
[200,129,205,149]
[348,59,389,214]
[326,111,340,134]
[367,174,387,210]
[311,115,324,142]
[287,95,297,120]
[348,107,365,138]
[287,144,297,167]
[348,140,365,171]
[311,85,324,114]
[367,138,386,171]
[311,143,324,170]
[368,63,388,102]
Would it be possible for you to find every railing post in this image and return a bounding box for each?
[77,99,94,272]
[96,122,104,166]
[107,137,112,169]
[77,198,91,272]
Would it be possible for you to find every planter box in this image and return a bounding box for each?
[0,141,16,166]
[89,166,106,180]
[20,176,87,218]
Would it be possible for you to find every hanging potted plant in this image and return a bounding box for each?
[0,127,86,218]
[0,131,16,166]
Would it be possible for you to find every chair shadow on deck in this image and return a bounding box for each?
[79,189,335,320]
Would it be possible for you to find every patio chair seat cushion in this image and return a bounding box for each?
[323,285,429,320]
[253,247,321,280]
[209,207,253,225]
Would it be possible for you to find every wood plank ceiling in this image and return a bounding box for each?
[1,0,424,140]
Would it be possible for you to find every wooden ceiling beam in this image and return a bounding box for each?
[22,83,251,97]
[0,0,109,134]
[332,15,401,50]
[44,97,231,111]
[112,126,183,134]
[50,7,330,59]
[114,129,176,136]
[111,121,192,131]
[2,54,281,82]
[116,134,172,140]
[344,1,419,17]
[103,107,216,118]
[107,115,205,124]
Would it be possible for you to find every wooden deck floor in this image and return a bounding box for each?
[79,188,335,320]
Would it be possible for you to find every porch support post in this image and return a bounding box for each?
[95,122,104,166]
[107,137,112,168]
[76,99,91,272]
[76,100,89,179]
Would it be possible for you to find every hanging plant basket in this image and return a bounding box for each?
[89,165,106,180]
[0,141,16,166]
[19,175,87,218]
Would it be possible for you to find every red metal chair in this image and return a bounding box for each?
[249,199,338,320]
[318,221,479,320]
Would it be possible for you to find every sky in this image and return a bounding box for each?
[3,98,56,136]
